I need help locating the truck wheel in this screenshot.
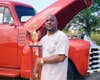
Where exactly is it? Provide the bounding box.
[67,60,85,80]
[12,77,27,80]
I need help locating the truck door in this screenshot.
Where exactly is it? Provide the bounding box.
[0,6,19,68]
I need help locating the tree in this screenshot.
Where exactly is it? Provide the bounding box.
[68,0,100,36]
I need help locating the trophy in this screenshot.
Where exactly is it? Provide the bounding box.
[32,30,38,45]
[28,24,38,46]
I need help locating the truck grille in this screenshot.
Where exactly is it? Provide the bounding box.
[87,46,100,74]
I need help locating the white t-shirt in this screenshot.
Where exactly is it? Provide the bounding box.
[40,30,69,80]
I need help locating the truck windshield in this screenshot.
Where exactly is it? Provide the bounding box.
[15,5,36,22]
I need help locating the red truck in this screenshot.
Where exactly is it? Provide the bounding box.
[0,0,92,80]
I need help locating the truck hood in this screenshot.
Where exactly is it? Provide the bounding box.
[24,0,92,32]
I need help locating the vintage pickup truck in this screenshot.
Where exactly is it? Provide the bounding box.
[0,0,93,80]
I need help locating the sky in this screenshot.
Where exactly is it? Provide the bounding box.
[12,0,57,12]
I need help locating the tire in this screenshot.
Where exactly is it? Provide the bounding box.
[11,77,28,80]
[0,77,23,80]
[67,60,85,80]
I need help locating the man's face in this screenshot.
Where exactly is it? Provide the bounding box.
[44,15,58,32]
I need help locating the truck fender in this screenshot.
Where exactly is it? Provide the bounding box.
[68,43,90,76]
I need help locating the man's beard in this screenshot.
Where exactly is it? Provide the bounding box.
[46,27,57,33]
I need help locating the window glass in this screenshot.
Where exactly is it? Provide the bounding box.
[3,7,14,24]
[0,7,4,24]
[0,7,14,24]
[15,5,36,22]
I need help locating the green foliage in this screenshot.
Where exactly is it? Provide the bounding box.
[67,0,100,36]
[95,0,100,3]
[91,33,100,45]
[64,0,100,45]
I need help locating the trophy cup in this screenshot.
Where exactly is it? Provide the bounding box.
[32,30,38,45]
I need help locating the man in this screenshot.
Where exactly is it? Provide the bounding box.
[34,14,69,80]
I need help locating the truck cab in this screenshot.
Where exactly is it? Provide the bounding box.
[0,1,36,78]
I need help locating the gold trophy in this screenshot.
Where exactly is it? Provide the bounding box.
[29,23,38,45]
[32,30,38,45]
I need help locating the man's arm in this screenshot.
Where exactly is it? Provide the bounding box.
[42,54,66,64]
[33,54,66,76]
[35,54,66,69]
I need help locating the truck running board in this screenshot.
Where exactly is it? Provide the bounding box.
[0,68,20,77]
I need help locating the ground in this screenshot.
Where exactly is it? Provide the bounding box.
[1,72,100,80]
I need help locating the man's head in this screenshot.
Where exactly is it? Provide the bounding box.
[44,14,58,33]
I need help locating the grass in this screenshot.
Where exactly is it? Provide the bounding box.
[91,33,100,46]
